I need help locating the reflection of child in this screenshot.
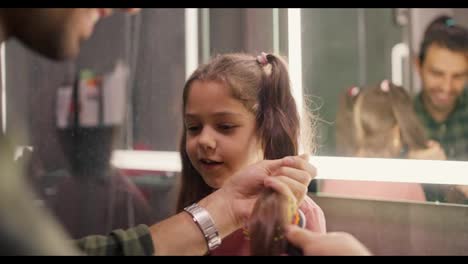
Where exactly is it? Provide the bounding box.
[177,53,326,255]
[338,80,436,158]
[327,80,446,202]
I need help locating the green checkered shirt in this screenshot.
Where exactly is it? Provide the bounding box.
[414,88,468,161]
[75,224,154,256]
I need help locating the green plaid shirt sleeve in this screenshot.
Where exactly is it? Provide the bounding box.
[75,224,155,256]
[414,88,468,161]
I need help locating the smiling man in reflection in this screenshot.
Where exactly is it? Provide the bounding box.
[414,16,468,160]
[413,15,468,204]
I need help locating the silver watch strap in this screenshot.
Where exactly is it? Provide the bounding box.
[184,203,222,251]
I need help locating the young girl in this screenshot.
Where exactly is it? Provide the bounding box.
[325,80,446,202]
[177,52,326,255]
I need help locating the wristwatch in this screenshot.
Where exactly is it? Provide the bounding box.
[184,203,222,251]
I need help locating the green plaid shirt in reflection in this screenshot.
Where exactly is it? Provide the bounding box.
[414,88,468,161]
[75,224,154,256]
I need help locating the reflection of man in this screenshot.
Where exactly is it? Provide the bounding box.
[414,16,468,160]
[413,16,468,204]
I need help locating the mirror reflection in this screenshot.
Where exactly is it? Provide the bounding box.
[299,9,468,205]
[1,8,468,256]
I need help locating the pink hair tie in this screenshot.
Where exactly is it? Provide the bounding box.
[380,79,390,92]
[348,86,360,97]
[256,52,269,65]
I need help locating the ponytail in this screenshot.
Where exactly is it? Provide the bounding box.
[336,86,361,156]
[256,54,300,159]
[387,82,428,150]
[249,53,307,255]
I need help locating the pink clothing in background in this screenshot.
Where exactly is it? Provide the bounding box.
[321,179,426,202]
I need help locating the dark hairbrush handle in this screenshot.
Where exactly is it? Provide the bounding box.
[286,242,303,256]
[285,209,306,256]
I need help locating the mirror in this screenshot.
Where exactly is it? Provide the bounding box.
[297,8,468,205]
[2,9,468,243]
[4,9,186,238]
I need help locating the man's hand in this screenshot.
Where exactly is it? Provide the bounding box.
[285,225,372,256]
[220,155,316,227]
[408,140,447,160]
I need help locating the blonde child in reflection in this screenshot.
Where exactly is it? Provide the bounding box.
[176,52,326,255]
[326,80,447,202]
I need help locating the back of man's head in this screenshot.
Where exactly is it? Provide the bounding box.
[419,15,468,64]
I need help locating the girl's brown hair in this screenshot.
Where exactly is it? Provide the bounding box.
[335,86,361,156]
[177,53,314,255]
[336,80,428,157]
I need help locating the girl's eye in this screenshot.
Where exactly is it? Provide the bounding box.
[186,125,200,132]
[218,124,236,131]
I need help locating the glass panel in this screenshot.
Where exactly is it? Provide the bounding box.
[5,9,184,238]
[301,8,468,206]
[302,8,403,157]
[1,8,468,255]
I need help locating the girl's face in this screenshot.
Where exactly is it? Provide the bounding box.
[184,80,263,189]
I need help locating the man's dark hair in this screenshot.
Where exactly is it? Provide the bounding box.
[419,15,468,64]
